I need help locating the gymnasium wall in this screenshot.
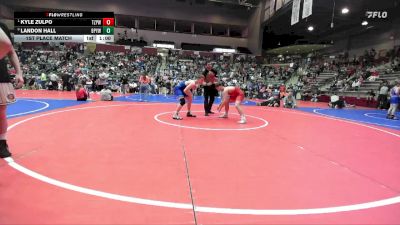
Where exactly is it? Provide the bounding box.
[114,27,248,49]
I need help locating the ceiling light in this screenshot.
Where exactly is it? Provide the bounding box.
[307,26,314,31]
[361,21,368,26]
[341,7,349,14]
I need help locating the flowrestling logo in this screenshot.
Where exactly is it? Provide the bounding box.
[366,11,388,19]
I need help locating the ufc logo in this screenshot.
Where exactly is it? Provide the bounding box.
[366,11,388,18]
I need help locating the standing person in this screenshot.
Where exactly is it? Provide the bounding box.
[202,64,218,116]
[387,81,400,120]
[279,83,286,99]
[40,71,47,89]
[61,71,71,91]
[120,74,129,95]
[97,69,109,91]
[172,75,205,120]
[216,84,246,124]
[91,75,98,92]
[366,89,376,106]
[0,23,24,158]
[139,72,150,101]
[377,82,389,109]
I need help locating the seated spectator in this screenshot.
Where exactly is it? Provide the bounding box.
[256,95,280,107]
[344,100,356,108]
[76,84,88,101]
[301,91,311,101]
[49,72,59,90]
[283,91,297,108]
[336,79,343,89]
[310,93,318,102]
[100,86,113,101]
[27,77,36,90]
[328,93,344,109]
[367,69,379,81]
[351,79,361,90]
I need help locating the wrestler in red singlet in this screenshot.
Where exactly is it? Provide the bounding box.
[228,86,245,103]
[216,84,246,124]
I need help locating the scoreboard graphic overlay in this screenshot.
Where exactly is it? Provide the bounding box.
[14,12,115,43]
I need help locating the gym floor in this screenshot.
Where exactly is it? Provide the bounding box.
[1,90,399,225]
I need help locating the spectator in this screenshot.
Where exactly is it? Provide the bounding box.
[283,91,297,108]
[97,69,109,91]
[367,68,379,81]
[76,84,88,101]
[48,72,59,90]
[256,95,280,107]
[61,71,71,91]
[40,72,47,89]
[279,83,286,99]
[351,78,361,90]
[366,89,376,106]
[310,93,318,102]
[139,72,150,101]
[120,74,129,95]
[377,82,389,109]
[328,93,344,109]
[100,86,113,101]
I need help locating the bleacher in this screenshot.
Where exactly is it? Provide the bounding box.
[358,80,381,92]
[377,72,400,82]
[315,72,336,85]
[358,72,400,93]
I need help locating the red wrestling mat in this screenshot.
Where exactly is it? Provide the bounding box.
[1,101,399,224]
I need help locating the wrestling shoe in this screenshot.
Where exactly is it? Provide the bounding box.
[172,115,183,120]
[0,140,12,158]
[219,114,228,118]
[187,112,196,117]
[238,117,247,124]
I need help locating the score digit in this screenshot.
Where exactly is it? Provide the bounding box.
[102,18,115,26]
[102,26,114,34]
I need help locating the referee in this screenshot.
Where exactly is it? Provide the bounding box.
[202,63,218,116]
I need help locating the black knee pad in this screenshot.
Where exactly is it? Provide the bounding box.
[179,98,186,106]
